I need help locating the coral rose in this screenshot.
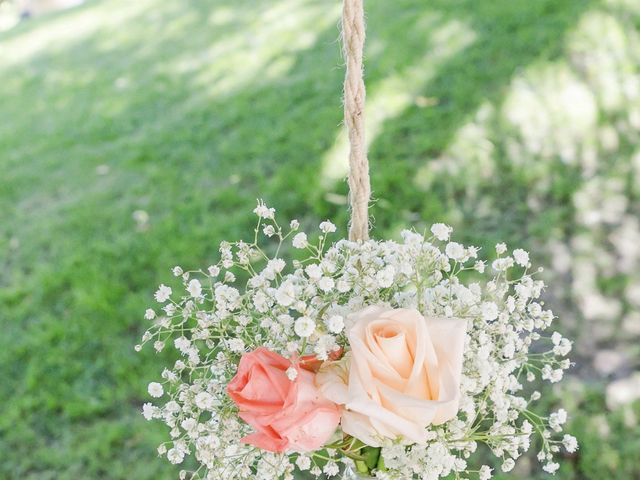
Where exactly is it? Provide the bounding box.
[317,306,467,446]
[227,347,340,453]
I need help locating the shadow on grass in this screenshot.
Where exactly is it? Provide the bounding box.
[364,0,597,237]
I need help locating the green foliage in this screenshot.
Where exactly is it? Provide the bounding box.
[1,0,638,478]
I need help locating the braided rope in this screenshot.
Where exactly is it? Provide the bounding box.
[342,0,370,241]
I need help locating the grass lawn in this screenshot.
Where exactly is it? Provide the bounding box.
[1,0,639,478]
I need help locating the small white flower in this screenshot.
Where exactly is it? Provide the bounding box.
[187,279,202,298]
[161,369,177,382]
[555,408,568,424]
[492,257,514,272]
[323,462,339,476]
[292,232,308,249]
[207,265,220,277]
[515,282,532,299]
[479,465,493,480]
[543,462,560,474]
[275,280,296,307]
[286,367,298,381]
[294,316,316,338]
[195,391,215,410]
[376,265,395,288]
[174,361,185,371]
[551,331,562,345]
[502,342,515,359]
[296,455,311,471]
[445,242,465,261]
[148,382,164,398]
[290,219,300,230]
[267,258,286,275]
[318,277,335,292]
[227,338,245,353]
[513,248,530,266]
[501,458,515,472]
[172,266,183,276]
[167,448,185,465]
[562,434,578,453]
[481,302,499,321]
[262,225,276,237]
[474,260,486,273]
[154,284,172,303]
[142,402,156,420]
[549,409,568,430]
[305,264,323,280]
[319,221,336,233]
[496,242,507,254]
[431,223,452,241]
[253,200,275,219]
[326,315,344,334]
[542,364,564,383]
[181,418,197,433]
[554,338,572,356]
[337,279,350,293]
[528,302,542,317]
[144,308,156,320]
[174,337,191,353]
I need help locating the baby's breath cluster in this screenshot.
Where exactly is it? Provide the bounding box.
[138,201,575,480]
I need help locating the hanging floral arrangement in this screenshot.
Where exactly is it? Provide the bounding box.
[137,1,577,479]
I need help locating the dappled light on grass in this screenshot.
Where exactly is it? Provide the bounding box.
[413,3,640,373]
[189,0,341,97]
[0,0,153,67]
[0,2,20,32]
[504,64,599,167]
[1,0,343,102]
[412,101,496,225]
[320,18,476,188]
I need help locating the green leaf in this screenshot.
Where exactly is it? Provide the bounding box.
[355,460,369,474]
[363,446,381,471]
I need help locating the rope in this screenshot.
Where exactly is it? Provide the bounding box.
[342,0,370,241]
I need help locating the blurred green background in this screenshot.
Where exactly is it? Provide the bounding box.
[1,0,639,478]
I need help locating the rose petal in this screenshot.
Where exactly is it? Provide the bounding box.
[317,307,468,445]
[339,409,380,446]
[241,430,288,452]
[282,407,341,452]
[425,316,467,395]
[373,328,413,377]
[239,365,285,404]
[316,358,351,405]
[347,397,428,445]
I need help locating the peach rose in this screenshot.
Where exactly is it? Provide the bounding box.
[227,347,340,453]
[317,306,467,446]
